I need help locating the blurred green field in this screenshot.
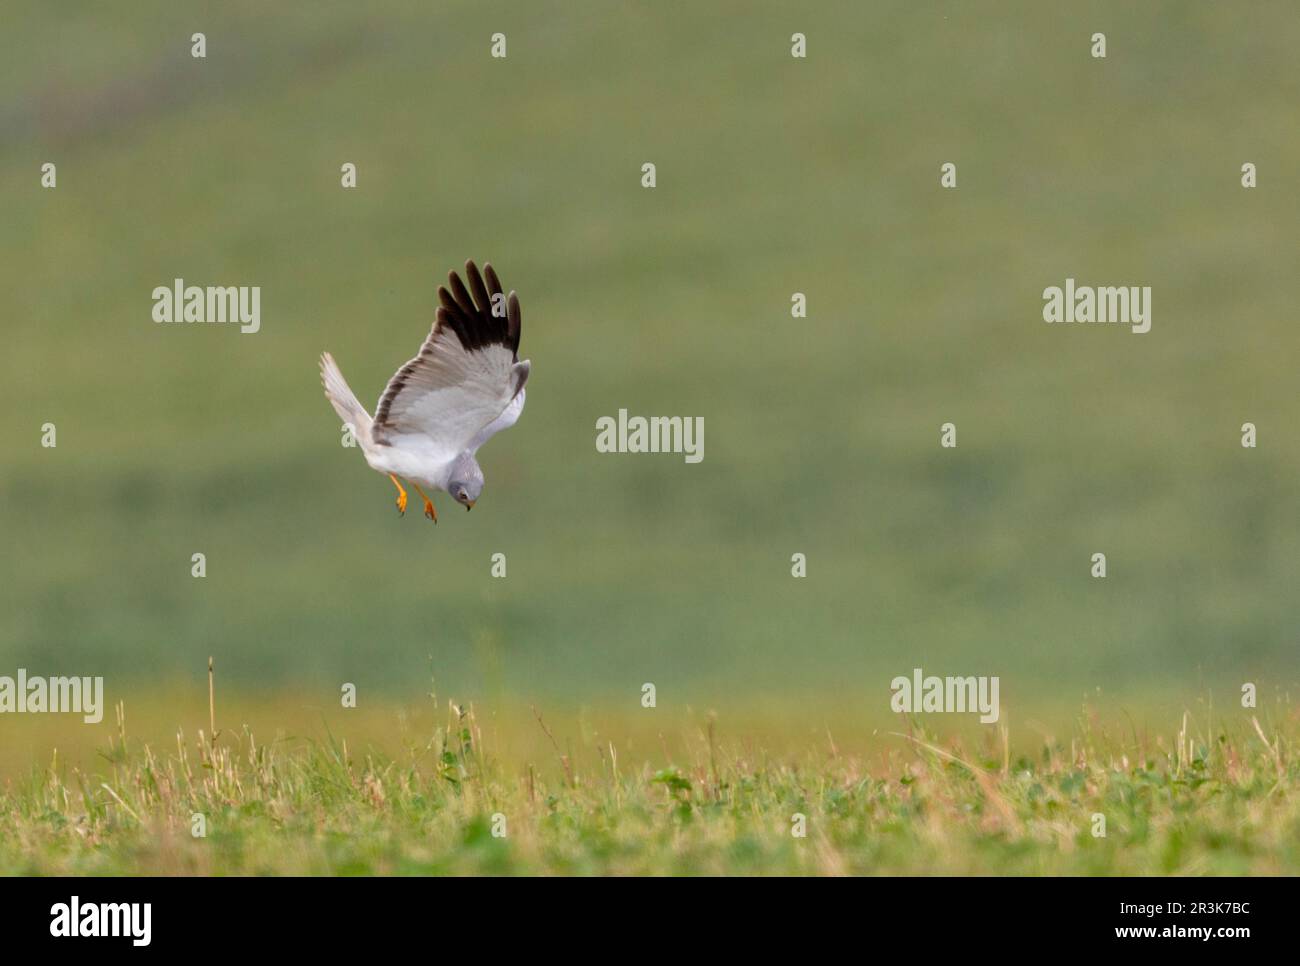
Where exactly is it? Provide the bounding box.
[2,0,1299,766]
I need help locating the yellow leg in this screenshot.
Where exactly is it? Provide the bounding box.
[412,482,437,522]
[388,473,408,515]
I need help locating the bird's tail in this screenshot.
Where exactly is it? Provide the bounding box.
[319,352,373,447]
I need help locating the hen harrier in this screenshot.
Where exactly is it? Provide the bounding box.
[320,260,529,522]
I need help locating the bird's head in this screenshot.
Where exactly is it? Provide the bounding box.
[449,454,484,510]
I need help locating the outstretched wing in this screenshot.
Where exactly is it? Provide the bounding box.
[373,260,528,455]
[467,386,526,455]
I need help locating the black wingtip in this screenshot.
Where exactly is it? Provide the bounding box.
[433,261,521,356]
[464,261,491,315]
[506,291,521,348]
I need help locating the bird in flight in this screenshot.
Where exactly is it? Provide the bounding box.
[320,260,529,522]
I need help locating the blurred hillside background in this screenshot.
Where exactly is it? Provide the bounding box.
[2,2,1298,770]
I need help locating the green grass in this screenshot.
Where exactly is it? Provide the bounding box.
[3,696,1297,874]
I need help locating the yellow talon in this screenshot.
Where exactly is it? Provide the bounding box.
[413,482,437,523]
[388,474,408,515]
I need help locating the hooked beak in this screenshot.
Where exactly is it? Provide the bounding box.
[465,500,475,511]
